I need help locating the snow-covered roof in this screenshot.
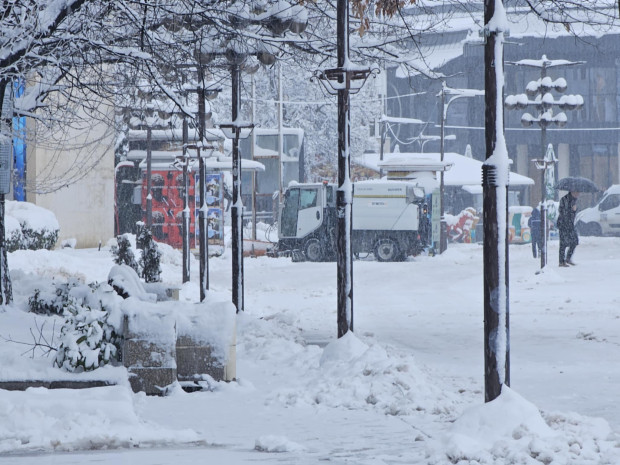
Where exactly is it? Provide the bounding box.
[135,153,265,172]
[353,151,534,187]
[395,4,620,78]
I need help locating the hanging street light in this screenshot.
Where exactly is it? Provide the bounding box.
[437,82,484,254]
[505,54,584,269]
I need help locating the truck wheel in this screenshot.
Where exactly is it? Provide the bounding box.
[374,238,401,262]
[304,238,323,262]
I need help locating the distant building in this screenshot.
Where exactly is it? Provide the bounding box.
[387,3,620,207]
[24,100,115,249]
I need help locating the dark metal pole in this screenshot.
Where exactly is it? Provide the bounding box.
[197,66,209,298]
[231,63,244,312]
[540,127,547,270]
[379,121,385,179]
[145,126,153,229]
[198,153,207,300]
[336,0,353,338]
[539,63,548,269]
[439,86,447,254]
[483,0,510,403]
[182,117,190,283]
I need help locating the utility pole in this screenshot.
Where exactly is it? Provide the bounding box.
[483,0,509,403]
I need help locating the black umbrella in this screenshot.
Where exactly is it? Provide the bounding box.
[555,176,599,193]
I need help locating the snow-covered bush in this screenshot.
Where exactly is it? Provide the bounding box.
[28,278,82,315]
[110,234,139,273]
[54,283,123,372]
[108,264,157,302]
[5,215,24,252]
[5,201,60,252]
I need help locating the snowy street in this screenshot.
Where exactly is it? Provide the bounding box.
[1,236,619,464]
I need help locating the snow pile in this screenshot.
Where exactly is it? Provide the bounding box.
[175,293,236,361]
[428,387,620,464]
[6,200,59,233]
[108,264,157,302]
[255,435,306,453]
[265,330,458,416]
[0,385,204,453]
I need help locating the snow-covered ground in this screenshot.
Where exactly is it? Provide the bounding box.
[0,234,619,464]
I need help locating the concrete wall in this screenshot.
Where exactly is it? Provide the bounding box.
[26,98,115,249]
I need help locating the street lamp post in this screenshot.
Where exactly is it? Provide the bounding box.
[181,117,190,283]
[438,82,484,254]
[161,6,307,307]
[120,92,172,236]
[314,0,377,338]
[482,0,509,404]
[505,54,584,269]
[171,75,221,291]
[220,64,254,312]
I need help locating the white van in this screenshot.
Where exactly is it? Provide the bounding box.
[576,185,620,236]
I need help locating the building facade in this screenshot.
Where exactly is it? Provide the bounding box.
[388,6,620,208]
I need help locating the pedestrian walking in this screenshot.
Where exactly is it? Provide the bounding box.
[557,191,579,267]
[528,206,542,258]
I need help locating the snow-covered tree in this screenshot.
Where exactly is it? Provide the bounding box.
[139,230,162,284]
[111,234,139,274]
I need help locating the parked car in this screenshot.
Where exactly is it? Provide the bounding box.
[576,185,620,236]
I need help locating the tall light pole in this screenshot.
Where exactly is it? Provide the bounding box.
[172,68,220,292]
[314,0,377,338]
[482,0,509,404]
[438,82,484,254]
[505,54,584,269]
[220,61,254,313]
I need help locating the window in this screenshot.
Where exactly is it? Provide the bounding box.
[299,189,317,209]
[600,194,620,211]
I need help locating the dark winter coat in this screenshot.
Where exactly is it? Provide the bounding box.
[557,193,579,247]
[528,208,541,244]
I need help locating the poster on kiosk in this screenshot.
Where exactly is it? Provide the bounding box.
[143,170,196,249]
[196,173,225,255]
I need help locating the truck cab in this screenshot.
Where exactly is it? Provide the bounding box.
[278,183,336,261]
[576,185,620,236]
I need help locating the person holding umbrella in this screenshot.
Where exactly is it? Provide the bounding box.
[555,176,598,267]
[557,191,579,266]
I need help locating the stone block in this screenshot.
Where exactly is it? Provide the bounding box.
[175,343,224,381]
[128,367,177,395]
[122,338,176,369]
[176,329,236,382]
